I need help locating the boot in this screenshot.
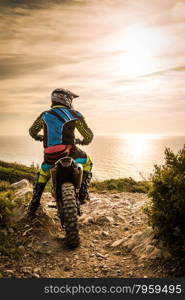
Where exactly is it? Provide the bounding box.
[27,173,47,218]
[79,171,92,204]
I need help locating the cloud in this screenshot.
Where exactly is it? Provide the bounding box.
[141,66,185,77]
[0,0,185,136]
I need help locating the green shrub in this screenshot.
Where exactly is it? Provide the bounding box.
[0,181,12,192]
[0,190,15,226]
[0,160,38,183]
[146,146,185,257]
[91,177,150,193]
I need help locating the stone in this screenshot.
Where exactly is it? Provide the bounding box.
[14,188,32,199]
[11,179,30,190]
[111,239,124,248]
[96,252,105,258]
[22,267,32,274]
[102,231,109,237]
[114,195,120,199]
[18,245,25,253]
[6,270,14,274]
[94,268,99,273]
[33,267,41,273]
[79,214,94,224]
[145,245,155,255]
[95,215,114,225]
[63,266,71,272]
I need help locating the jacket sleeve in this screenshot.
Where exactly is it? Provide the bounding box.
[29,115,44,141]
[75,116,94,145]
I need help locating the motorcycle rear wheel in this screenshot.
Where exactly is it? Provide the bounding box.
[61,182,80,248]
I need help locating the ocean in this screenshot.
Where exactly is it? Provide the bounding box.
[0,135,184,181]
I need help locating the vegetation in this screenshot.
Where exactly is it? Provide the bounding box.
[145,146,185,257]
[0,186,15,226]
[0,161,36,226]
[0,160,37,183]
[91,177,150,193]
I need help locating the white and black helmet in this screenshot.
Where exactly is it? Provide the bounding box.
[51,88,79,109]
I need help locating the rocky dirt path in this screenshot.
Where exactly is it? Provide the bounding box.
[0,190,176,278]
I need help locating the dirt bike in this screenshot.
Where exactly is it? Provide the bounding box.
[51,156,83,248]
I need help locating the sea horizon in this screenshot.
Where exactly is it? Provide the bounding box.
[0,134,185,181]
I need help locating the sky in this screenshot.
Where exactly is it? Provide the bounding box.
[0,0,185,136]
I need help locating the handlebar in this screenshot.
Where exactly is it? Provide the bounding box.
[36,136,84,145]
[75,138,85,145]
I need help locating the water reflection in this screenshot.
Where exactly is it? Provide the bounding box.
[123,135,152,162]
[0,135,184,181]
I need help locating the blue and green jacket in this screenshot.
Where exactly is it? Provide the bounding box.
[29,105,93,148]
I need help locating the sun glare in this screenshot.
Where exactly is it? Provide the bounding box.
[122,134,155,161]
[117,25,166,77]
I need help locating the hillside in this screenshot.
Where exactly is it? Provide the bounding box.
[0,160,37,183]
[0,179,183,278]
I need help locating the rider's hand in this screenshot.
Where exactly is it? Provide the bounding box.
[35,135,44,141]
[75,138,84,145]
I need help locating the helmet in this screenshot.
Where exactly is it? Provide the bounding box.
[51,88,79,109]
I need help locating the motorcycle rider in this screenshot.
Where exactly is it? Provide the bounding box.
[27,88,93,218]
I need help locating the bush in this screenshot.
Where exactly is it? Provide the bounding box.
[146,146,185,257]
[0,181,12,192]
[0,190,15,226]
[91,177,150,193]
[0,160,38,183]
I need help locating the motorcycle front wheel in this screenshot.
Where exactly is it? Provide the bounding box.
[61,182,80,248]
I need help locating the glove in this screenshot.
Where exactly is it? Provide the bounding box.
[75,138,84,145]
[35,135,44,141]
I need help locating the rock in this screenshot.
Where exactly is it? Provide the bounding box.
[94,268,99,273]
[42,241,48,245]
[102,231,109,237]
[63,265,71,272]
[95,215,114,225]
[6,270,14,275]
[117,216,126,222]
[14,188,32,199]
[123,233,142,251]
[123,228,154,252]
[22,227,32,236]
[18,245,25,253]
[145,245,155,255]
[22,267,32,274]
[3,229,8,236]
[149,248,161,259]
[33,273,40,278]
[111,239,124,248]
[102,269,108,274]
[11,179,30,190]
[96,252,105,258]
[33,267,41,274]
[114,195,120,199]
[79,214,94,225]
[8,228,14,233]
[43,192,52,198]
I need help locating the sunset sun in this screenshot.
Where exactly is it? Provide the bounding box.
[118,25,166,77]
